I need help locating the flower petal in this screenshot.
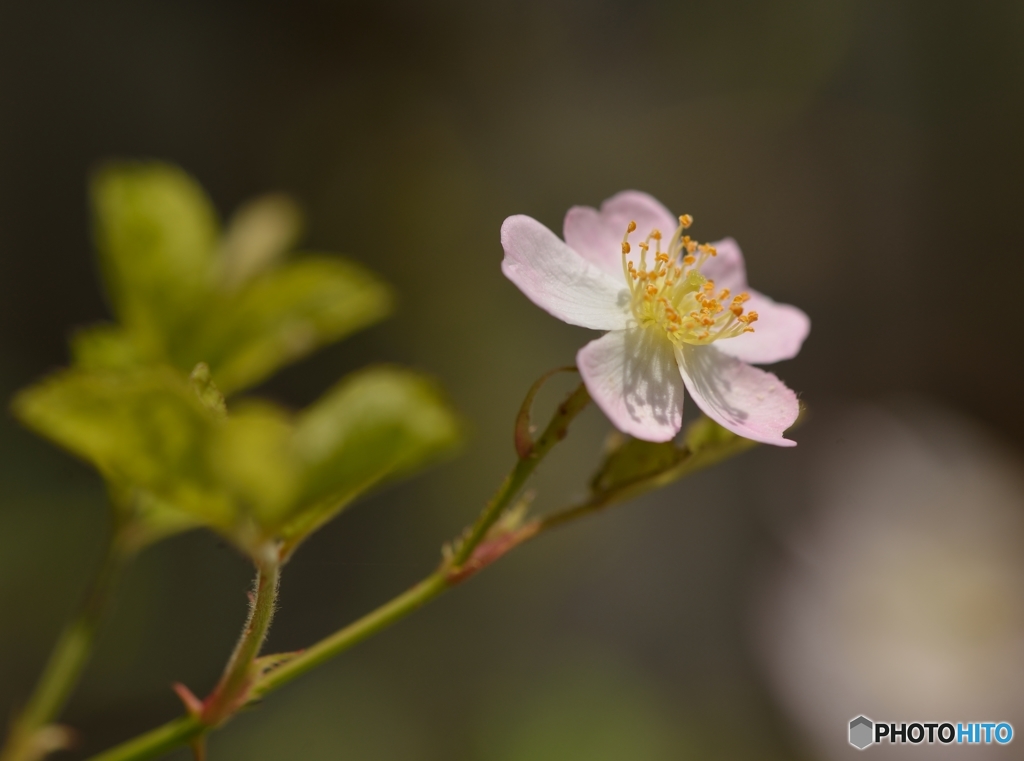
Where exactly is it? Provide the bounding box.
[701,237,748,292]
[577,327,685,442]
[702,238,810,365]
[676,344,799,447]
[564,191,678,278]
[715,291,811,364]
[501,215,630,331]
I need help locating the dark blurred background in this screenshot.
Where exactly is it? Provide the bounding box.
[1,1,1023,759]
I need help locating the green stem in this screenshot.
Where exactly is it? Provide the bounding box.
[86,383,591,761]
[85,571,449,761]
[254,570,449,697]
[0,530,132,761]
[84,718,204,761]
[200,561,280,725]
[84,420,754,761]
[451,381,589,567]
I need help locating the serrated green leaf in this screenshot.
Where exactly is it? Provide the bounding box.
[12,364,460,557]
[181,257,393,394]
[91,162,219,357]
[12,368,234,530]
[278,366,462,552]
[85,163,393,395]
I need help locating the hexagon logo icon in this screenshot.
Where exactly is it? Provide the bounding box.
[849,716,874,750]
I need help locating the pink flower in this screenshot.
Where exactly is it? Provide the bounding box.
[501,191,809,446]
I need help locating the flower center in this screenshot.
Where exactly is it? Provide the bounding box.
[620,215,757,346]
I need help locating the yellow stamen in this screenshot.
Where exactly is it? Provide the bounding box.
[619,211,756,347]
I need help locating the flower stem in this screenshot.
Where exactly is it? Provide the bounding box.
[0,529,132,761]
[85,382,592,761]
[451,381,589,567]
[255,570,449,697]
[83,417,753,761]
[87,718,204,761]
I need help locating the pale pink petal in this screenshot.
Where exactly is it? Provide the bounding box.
[577,327,685,442]
[676,344,799,447]
[702,237,810,365]
[501,215,630,331]
[564,191,678,278]
[715,291,811,364]
[700,237,748,292]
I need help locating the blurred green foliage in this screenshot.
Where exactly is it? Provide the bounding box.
[74,162,394,394]
[12,162,461,560]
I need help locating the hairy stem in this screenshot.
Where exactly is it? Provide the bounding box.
[200,561,280,725]
[86,407,758,761]
[86,382,592,761]
[0,530,132,761]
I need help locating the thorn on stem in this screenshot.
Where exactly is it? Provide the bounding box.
[173,683,204,717]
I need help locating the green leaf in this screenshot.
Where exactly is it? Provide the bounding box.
[86,163,392,395]
[108,485,203,551]
[181,257,393,394]
[12,368,235,530]
[12,364,460,557]
[278,366,462,552]
[218,193,303,289]
[70,323,144,372]
[213,401,301,527]
[91,162,220,358]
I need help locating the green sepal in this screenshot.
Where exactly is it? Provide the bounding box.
[589,418,758,504]
[590,434,685,497]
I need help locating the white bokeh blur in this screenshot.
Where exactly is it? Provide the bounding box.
[756,402,1024,759]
